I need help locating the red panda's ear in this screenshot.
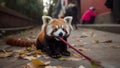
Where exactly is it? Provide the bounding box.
[64,16,73,30]
[42,16,52,24]
[64,16,73,24]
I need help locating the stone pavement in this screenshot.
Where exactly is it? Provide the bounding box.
[0,26,120,68]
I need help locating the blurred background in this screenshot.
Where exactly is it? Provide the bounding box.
[0,0,119,32]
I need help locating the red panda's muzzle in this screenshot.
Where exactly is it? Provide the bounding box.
[59,32,63,37]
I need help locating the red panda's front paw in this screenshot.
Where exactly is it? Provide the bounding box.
[49,52,61,58]
[61,51,70,56]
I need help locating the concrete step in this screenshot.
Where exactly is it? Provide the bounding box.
[77,24,120,34]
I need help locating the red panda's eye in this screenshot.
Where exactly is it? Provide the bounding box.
[62,28,65,31]
[54,28,58,31]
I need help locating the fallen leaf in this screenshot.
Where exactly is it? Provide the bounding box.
[44,61,51,65]
[35,50,43,54]
[0,52,13,58]
[59,57,82,61]
[42,55,50,59]
[93,40,100,44]
[72,53,80,57]
[78,65,86,68]
[45,66,70,68]
[91,61,100,68]
[102,40,112,43]
[45,66,58,68]
[67,57,82,61]
[108,45,120,49]
[80,35,88,38]
[14,49,27,55]
[20,62,38,68]
[31,59,49,66]
[58,58,67,61]
[26,44,36,51]
[23,56,36,60]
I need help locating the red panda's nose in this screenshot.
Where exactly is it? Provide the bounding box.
[59,32,63,37]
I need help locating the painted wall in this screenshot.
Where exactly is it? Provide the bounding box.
[81,0,110,16]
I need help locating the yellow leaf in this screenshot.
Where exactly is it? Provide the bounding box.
[58,58,67,61]
[35,50,42,54]
[93,40,99,44]
[91,61,103,68]
[72,53,80,57]
[31,59,46,66]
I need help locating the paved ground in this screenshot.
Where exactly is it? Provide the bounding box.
[0,26,120,68]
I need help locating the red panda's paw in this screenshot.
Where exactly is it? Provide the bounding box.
[49,52,62,58]
[61,51,70,56]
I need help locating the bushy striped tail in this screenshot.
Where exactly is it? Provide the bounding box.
[6,38,35,47]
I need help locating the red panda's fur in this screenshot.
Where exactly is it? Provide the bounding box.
[6,38,35,47]
[5,16,73,58]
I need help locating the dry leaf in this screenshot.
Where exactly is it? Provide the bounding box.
[14,49,27,55]
[42,55,50,59]
[35,50,42,54]
[80,35,88,38]
[78,65,86,68]
[26,45,36,51]
[23,56,36,60]
[31,59,46,66]
[93,40,100,44]
[72,53,80,57]
[27,63,38,68]
[0,52,13,58]
[67,57,82,61]
[45,66,70,68]
[102,40,112,43]
[59,57,82,61]
[20,62,38,68]
[58,58,67,61]
[108,45,120,49]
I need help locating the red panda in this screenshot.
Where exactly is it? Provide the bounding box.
[6,16,73,58]
[36,16,73,58]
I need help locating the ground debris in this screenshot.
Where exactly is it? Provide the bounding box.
[0,49,13,58]
[92,40,100,44]
[78,65,86,68]
[92,40,112,44]
[106,45,120,49]
[45,66,72,68]
[101,40,112,43]
[0,52,13,58]
[58,57,83,61]
[31,59,50,66]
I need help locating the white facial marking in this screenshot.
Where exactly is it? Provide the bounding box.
[53,28,65,37]
[62,25,64,28]
[46,25,53,36]
[55,25,58,29]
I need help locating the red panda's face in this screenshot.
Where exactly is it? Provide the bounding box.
[42,16,73,38]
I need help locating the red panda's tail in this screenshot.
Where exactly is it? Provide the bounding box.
[6,38,35,47]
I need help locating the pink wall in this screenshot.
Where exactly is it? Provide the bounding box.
[81,0,110,16]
